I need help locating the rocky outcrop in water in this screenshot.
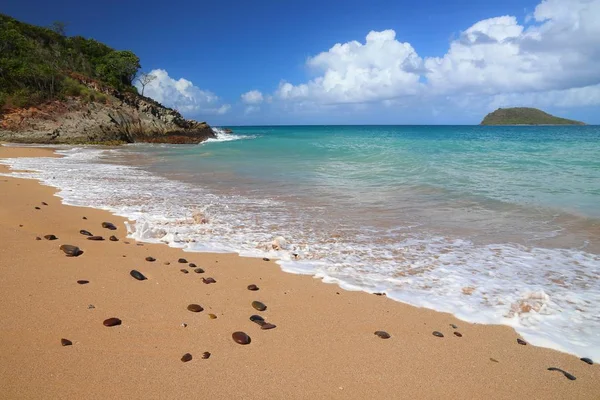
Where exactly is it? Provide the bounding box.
[0,74,216,144]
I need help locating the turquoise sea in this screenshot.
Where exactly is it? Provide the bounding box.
[3,125,600,359]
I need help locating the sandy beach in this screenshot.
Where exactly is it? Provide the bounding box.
[0,145,598,399]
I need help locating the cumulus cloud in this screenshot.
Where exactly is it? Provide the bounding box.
[241,90,264,104]
[272,0,600,110]
[137,69,230,115]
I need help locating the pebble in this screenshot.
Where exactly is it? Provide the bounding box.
[88,304,95,309]
[101,222,117,230]
[77,280,89,285]
[181,353,193,362]
[208,314,217,319]
[261,323,277,330]
[232,331,251,345]
[247,284,259,291]
[194,268,205,274]
[35,206,41,210]
[44,234,58,240]
[180,269,189,274]
[454,332,463,337]
[517,338,527,345]
[490,358,499,363]
[82,217,87,220]
[60,244,82,257]
[42,202,48,206]
[103,318,122,327]
[187,304,204,312]
[109,236,118,241]
[35,237,41,240]
[450,324,458,329]
[188,263,197,268]
[164,262,170,265]
[79,230,93,236]
[178,258,187,263]
[202,277,216,284]
[252,301,267,311]
[130,270,147,281]
[262,257,270,261]
[432,331,444,338]
[61,338,73,346]
[181,323,187,328]
[202,352,211,359]
[87,236,104,241]
[374,331,391,339]
[580,357,593,365]
[250,315,265,324]
[547,367,576,381]
[145,257,156,262]
[373,292,386,296]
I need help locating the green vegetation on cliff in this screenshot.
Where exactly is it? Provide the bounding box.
[0,14,140,111]
[480,107,585,125]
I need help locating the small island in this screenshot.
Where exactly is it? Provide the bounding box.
[480,107,586,126]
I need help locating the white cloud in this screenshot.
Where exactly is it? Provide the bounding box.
[270,0,600,111]
[137,69,230,115]
[241,90,264,104]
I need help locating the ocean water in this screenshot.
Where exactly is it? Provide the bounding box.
[2,125,600,359]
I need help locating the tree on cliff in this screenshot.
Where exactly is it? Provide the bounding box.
[49,21,67,36]
[136,72,156,96]
[95,50,141,89]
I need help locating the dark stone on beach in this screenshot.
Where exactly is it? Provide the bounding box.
[145,257,156,262]
[60,244,82,257]
[490,358,499,363]
[88,304,95,309]
[250,315,265,324]
[262,257,270,261]
[101,222,117,230]
[35,237,41,240]
[581,357,593,365]
[454,331,463,337]
[19,224,23,227]
[180,269,189,274]
[450,324,458,329]
[432,331,444,338]
[252,301,267,311]
[194,268,205,274]
[164,262,170,265]
[232,331,251,345]
[61,338,72,346]
[42,202,48,206]
[44,234,58,240]
[374,331,391,339]
[109,236,118,242]
[35,206,41,210]
[178,258,187,263]
[77,280,89,285]
[517,338,527,345]
[261,323,277,330]
[188,263,196,268]
[82,217,87,220]
[124,241,130,244]
[181,353,193,362]
[547,367,576,381]
[87,236,104,241]
[202,352,211,359]
[80,230,93,236]
[247,284,259,291]
[374,292,386,296]
[130,270,147,281]
[208,313,217,319]
[103,317,122,327]
[202,277,216,284]
[187,304,204,312]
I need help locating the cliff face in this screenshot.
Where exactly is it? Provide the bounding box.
[0,76,215,144]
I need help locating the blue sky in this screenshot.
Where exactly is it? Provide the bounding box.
[2,0,600,125]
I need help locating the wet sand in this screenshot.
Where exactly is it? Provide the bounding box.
[0,145,598,399]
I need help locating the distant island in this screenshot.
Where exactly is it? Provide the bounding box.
[480,107,586,126]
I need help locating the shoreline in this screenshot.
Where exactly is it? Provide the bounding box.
[0,145,599,399]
